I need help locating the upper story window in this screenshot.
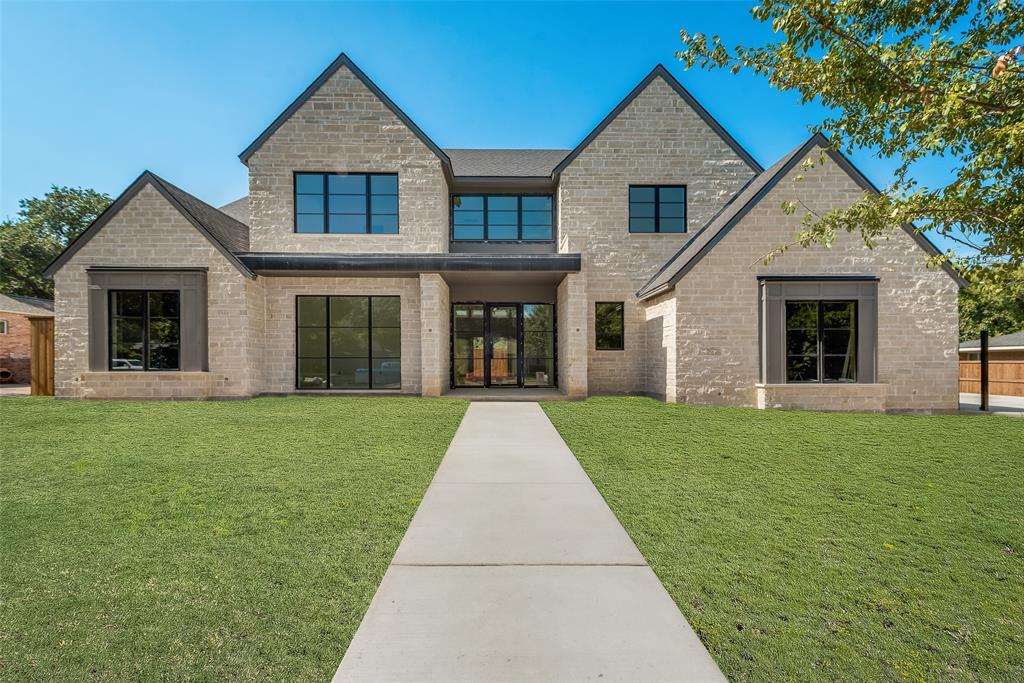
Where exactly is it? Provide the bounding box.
[629,185,686,233]
[295,173,399,234]
[452,195,553,241]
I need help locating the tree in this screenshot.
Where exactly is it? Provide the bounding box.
[0,186,111,299]
[675,0,1023,289]
[959,262,1024,340]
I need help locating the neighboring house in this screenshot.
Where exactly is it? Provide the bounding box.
[0,294,55,384]
[44,53,964,410]
[959,331,1024,361]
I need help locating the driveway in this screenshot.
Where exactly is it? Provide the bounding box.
[959,392,1024,417]
[334,401,725,682]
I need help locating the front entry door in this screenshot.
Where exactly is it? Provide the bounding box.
[487,305,520,386]
[452,303,555,388]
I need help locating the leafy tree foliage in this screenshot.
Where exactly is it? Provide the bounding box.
[676,0,1023,289]
[959,262,1024,340]
[0,186,111,299]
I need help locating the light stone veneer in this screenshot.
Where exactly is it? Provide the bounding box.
[245,64,449,254]
[53,185,260,399]
[658,151,959,412]
[557,75,757,395]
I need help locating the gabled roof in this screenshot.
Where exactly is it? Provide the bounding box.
[43,172,254,279]
[553,64,762,176]
[960,330,1024,350]
[636,133,967,300]
[445,149,570,178]
[218,196,249,224]
[238,53,452,174]
[0,293,55,317]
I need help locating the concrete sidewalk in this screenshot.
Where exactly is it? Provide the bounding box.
[334,402,725,683]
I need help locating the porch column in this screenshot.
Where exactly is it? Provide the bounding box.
[557,272,588,398]
[419,273,450,397]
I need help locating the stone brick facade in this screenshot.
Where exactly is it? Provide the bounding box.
[557,75,756,394]
[662,151,960,412]
[245,64,449,254]
[0,313,33,384]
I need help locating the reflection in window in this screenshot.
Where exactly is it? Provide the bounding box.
[109,290,180,371]
[785,300,857,383]
[452,195,553,241]
[524,304,554,386]
[628,185,686,233]
[296,295,401,389]
[595,302,624,350]
[295,173,398,234]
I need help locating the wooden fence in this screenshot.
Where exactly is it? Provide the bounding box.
[29,316,54,396]
[959,360,1024,397]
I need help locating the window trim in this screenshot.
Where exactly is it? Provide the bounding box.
[107,289,181,372]
[293,171,399,234]
[628,184,687,234]
[594,301,625,351]
[450,193,555,242]
[784,299,858,384]
[294,295,402,391]
[0,319,7,335]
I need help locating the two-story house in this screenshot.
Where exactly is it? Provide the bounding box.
[45,53,964,410]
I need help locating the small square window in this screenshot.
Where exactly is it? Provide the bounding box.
[628,185,687,233]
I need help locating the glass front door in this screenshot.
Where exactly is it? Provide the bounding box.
[452,303,555,388]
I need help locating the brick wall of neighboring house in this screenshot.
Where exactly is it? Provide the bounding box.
[0,313,33,384]
[557,75,757,395]
[669,151,960,412]
[245,64,449,254]
[53,185,260,399]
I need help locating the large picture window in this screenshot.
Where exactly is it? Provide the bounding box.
[595,302,624,351]
[785,300,857,383]
[296,295,401,390]
[628,185,686,233]
[295,173,398,234]
[452,194,553,241]
[109,290,180,371]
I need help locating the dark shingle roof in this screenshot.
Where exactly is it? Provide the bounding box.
[960,331,1024,349]
[149,175,249,253]
[0,294,55,316]
[444,149,570,177]
[219,196,249,224]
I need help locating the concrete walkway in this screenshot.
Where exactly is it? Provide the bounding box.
[334,402,725,683]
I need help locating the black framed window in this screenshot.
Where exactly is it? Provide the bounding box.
[295,173,398,234]
[523,304,555,386]
[629,185,686,233]
[452,194,553,241]
[109,290,180,371]
[595,302,624,351]
[785,300,857,383]
[296,295,401,390]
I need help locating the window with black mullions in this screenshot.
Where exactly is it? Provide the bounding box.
[452,194,553,241]
[785,300,857,383]
[296,295,401,390]
[629,185,686,233]
[109,290,180,371]
[295,173,398,234]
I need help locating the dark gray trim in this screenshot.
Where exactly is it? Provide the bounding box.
[44,172,255,280]
[87,266,210,273]
[237,252,581,273]
[553,64,762,176]
[238,53,452,176]
[636,133,966,300]
[756,274,879,282]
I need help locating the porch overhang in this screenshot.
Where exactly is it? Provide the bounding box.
[236,252,582,277]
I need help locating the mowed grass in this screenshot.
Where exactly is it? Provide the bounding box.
[543,397,1023,682]
[1,397,466,681]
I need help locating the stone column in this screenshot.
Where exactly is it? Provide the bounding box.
[418,273,450,397]
[556,272,588,398]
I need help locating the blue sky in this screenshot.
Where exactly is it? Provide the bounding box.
[1,1,958,251]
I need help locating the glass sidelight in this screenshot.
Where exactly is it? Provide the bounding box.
[451,303,555,388]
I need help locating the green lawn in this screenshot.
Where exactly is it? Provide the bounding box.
[543,397,1023,683]
[1,397,466,681]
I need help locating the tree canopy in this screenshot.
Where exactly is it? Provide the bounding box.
[676,0,1023,289]
[0,186,111,299]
